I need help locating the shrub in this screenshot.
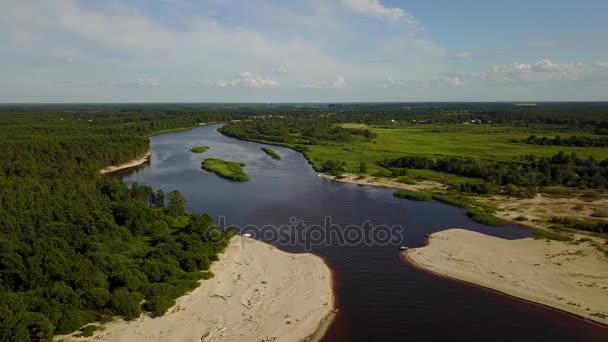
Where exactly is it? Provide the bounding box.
[466,209,506,226]
[431,193,471,208]
[190,146,210,153]
[393,190,432,201]
[524,226,572,242]
[78,325,98,337]
[110,288,143,320]
[591,210,608,218]
[143,296,176,318]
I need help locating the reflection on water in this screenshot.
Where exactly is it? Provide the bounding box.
[120,124,606,341]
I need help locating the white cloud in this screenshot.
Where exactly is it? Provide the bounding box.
[304,76,348,89]
[118,78,160,88]
[274,65,288,74]
[383,75,464,89]
[215,72,280,88]
[451,52,471,60]
[333,76,348,89]
[340,0,414,23]
[0,0,448,101]
[528,40,560,48]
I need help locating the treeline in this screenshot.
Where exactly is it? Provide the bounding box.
[0,110,241,341]
[518,135,608,147]
[219,118,373,145]
[380,151,608,189]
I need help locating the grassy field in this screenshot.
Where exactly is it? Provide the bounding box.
[201,158,249,182]
[302,124,608,182]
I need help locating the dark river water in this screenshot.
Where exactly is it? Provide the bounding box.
[119,124,606,341]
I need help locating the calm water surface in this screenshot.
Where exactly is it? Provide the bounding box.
[120,124,606,341]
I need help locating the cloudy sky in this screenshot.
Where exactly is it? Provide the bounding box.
[1,0,607,102]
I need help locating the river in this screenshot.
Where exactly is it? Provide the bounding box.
[119,124,606,341]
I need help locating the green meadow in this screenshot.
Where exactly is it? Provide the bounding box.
[302,124,608,184]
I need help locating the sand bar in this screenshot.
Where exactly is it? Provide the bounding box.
[99,150,151,174]
[320,173,445,192]
[406,229,608,325]
[66,237,334,341]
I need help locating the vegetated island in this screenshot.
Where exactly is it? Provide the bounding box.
[261,147,281,160]
[405,229,608,325]
[202,158,249,182]
[190,145,210,153]
[61,236,334,342]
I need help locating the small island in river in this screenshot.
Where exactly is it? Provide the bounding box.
[202,158,249,182]
[190,145,210,153]
[261,147,281,160]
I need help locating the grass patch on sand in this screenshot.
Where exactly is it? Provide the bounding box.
[393,189,432,201]
[431,193,472,208]
[190,146,210,153]
[261,147,281,160]
[524,225,572,242]
[202,158,249,182]
[466,208,507,226]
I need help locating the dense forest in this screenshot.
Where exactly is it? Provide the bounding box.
[0,109,242,341]
[379,152,608,190]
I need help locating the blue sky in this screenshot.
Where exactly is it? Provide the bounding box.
[1,0,607,102]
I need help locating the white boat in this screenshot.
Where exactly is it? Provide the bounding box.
[399,246,409,250]
[243,233,252,237]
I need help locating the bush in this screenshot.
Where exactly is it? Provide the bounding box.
[143,296,176,318]
[78,325,98,337]
[524,226,572,242]
[592,210,608,218]
[393,190,432,201]
[110,288,143,320]
[551,217,607,234]
[396,176,416,185]
[466,209,506,226]
[431,193,471,208]
[190,146,210,153]
[503,185,536,199]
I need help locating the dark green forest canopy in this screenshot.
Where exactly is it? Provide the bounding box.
[0,109,244,341]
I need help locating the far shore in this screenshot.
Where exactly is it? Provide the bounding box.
[99,150,151,174]
[60,236,334,341]
[405,229,608,326]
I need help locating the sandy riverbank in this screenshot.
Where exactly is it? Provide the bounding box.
[320,173,445,192]
[64,237,334,342]
[406,229,608,325]
[99,150,151,174]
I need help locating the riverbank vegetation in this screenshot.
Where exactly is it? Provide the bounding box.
[202,158,249,182]
[218,106,608,241]
[393,189,433,201]
[190,146,210,153]
[261,147,281,160]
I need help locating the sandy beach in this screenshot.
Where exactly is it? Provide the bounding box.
[320,173,445,192]
[64,237,334,341]
[406,229,608,325]
[99,150,151,174]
